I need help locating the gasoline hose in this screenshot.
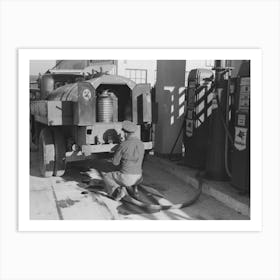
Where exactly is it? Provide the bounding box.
[215,85,234,179]
[86,171,203,211]
[168,120,185,161]
[123,172,203,210]
[216,95,234,145]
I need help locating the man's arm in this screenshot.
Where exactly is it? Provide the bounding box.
[112,144,123,166]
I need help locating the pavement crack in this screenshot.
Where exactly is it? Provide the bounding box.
[50,181,64,220]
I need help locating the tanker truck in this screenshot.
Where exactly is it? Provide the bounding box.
[30,70,153,177]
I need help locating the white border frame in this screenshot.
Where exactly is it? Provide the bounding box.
[19,49,262,232]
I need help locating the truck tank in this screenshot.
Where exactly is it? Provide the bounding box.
[46,75,134,122]
[46,74,135,102]
[46,83,79,101]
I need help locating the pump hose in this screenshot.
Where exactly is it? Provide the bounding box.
[89,172,203,211]
[168,119,185,161]
[216,96,234,145]
[124,172,203,210]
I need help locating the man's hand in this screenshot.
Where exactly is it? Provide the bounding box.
[111,144,120,153]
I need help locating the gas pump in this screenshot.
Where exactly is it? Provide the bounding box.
[184,69,214,168]
[205,61,230,180]
[231,65,250,192]
[204,60,250,190]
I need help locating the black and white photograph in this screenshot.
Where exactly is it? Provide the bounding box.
[1,1,280,280]
[28,58,251,221]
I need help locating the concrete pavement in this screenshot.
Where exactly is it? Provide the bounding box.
[146,156,250,216]
[30,152,249,220]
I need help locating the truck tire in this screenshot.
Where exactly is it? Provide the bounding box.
[53,128,66,177]
[38,128,55,177]
[30,116,39,152]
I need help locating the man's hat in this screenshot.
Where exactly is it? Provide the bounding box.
[122,120,137,133]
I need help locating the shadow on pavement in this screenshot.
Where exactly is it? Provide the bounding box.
[30,151,248,220]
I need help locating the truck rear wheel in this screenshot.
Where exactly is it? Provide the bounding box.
[53,128,66,177]
[38,128,55,177]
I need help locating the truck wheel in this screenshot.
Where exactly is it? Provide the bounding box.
[30,116,39,152]
[38,128,55,177]
[53,128,66,177]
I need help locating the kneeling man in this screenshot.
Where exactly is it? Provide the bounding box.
[103,121,144,200]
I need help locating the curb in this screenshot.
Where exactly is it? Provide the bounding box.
[147,156,250,217]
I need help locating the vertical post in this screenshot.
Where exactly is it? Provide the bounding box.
[154,60,186,156]
[115,60,118,76]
